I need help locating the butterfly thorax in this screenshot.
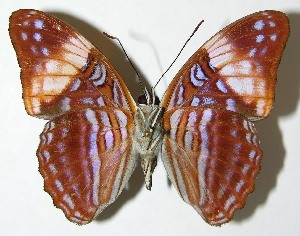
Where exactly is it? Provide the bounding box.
[133,103,164,190]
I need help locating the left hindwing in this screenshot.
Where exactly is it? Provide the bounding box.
[37,108,137,224]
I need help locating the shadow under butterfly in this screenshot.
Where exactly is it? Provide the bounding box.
[234,11,300,223]
[9,9,289,226]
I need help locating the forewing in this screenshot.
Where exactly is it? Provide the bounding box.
[9,9,136,119]
[37,108,137,224]
[161,10,289,120]
[162,108,262,225]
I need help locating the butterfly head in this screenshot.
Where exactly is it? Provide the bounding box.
[137,88,160,106]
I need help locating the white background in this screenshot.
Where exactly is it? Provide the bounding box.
[1,0,300,235]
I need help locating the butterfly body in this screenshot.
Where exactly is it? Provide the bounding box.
[9,9,289,225]
[134,98,164,190]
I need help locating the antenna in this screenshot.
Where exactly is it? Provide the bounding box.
[103,32,144,92]
[153,20,204,89]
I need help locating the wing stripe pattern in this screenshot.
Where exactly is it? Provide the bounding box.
[162,107,262,225]
[37,108,136,224]
[84,109,101,205]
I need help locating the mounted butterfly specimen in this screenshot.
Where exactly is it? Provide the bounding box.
[9,9,289,225]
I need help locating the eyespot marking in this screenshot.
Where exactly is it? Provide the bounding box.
[249,48,257,57]
[21,32,28,40]
[33,32,42,42]
[254,20,265,30]
[34,19,44,29]
[256,35,265,43]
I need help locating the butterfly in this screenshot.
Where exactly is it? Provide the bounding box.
[9,9,289,225]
